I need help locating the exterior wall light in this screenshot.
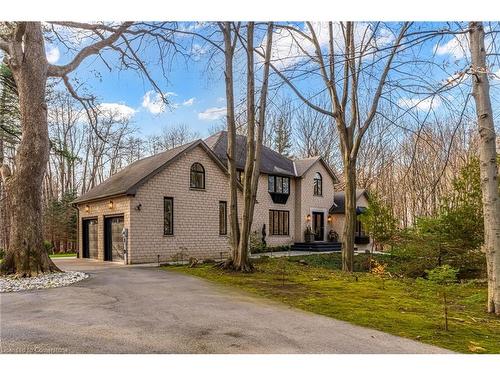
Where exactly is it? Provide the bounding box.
[108,200,114,210]
[306,214,311,222]
[136,203,142,211]
[85,205,90,213]
[327,215,332,223]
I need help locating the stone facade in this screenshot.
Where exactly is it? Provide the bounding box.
[78,196,131,261]
[77,142,368,263]
[128,145,233,263]
[295,160,337,242]
[331,193,372,251]
[249,174,296,247]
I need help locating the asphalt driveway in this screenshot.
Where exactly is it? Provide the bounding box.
[0,258,451,354]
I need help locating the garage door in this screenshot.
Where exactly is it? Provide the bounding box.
[104,216,124,262]
[82,219,98,259]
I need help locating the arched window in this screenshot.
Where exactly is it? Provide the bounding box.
[190,163,205,189]
[313,172,322,196]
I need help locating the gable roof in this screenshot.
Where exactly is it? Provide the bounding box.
[205,131,295,176]
[74,130,341,205]
[74,140,228,204]
[293,156,339,183]
[329,189,369,214]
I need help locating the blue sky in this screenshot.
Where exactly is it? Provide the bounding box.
[44,22,500,139]
[82,56,227,138]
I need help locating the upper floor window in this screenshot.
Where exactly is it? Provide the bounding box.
[190,163,205,189]
[268,175,290,194]
[313,172,322,196]
[268,175,290,204]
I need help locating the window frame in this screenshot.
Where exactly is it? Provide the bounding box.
[268,209,290,236]
[190,162,206,190]
[163,197,174,236]
[268,175,290,194]
[313,172,322,196]
[219,201,228,236]
[356,219,365,236]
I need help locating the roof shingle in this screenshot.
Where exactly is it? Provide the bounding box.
[73,141,198,204]
[205,131,295,176]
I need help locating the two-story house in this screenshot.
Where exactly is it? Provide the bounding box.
[74,131,371,263]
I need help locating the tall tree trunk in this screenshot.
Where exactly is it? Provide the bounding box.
[222,22,241,260]
[236,22,256,272]
[342,159,356,271]
[469,21,500,314]
[219,22,273,272]
[0,134,7,250]
[0,22,60,276]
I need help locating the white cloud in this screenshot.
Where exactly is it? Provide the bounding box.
[179,22,207,33]
[141,91,176,114]
[375,27,396,47]
[46,45,60,64]
[265,22,388,70]
[434,35,469,60]
[398,97,442,111]
[216,97,226,103]
[191,43,209,61]
[182,97,196,106]
[98,103,136,121]
[198,106,227,121]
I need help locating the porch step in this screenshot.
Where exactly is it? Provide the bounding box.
[290,242,342,252]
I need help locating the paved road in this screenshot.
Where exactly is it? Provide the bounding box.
[1,259,451,354]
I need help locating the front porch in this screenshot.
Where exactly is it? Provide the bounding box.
[291,241,342,252]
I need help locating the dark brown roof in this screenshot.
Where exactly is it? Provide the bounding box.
[205,131,295,176]
[74,140,227,204]
[294,157,320,176]
[74,130,339,205]
[293,156,339,182]
[330,189,369,214]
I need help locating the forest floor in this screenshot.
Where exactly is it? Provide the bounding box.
[166,255,500,353]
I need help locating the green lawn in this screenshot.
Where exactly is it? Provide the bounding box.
[49,253,77,258]
[164,255,500,353]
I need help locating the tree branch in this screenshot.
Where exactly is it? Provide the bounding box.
[47,22,133,77]
[352,22,411,158]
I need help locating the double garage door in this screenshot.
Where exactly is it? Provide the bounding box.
[82,216,124,261]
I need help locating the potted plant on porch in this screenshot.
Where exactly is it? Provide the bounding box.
[304,226,315,243]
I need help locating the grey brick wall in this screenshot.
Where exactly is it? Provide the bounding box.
[76,146,363,263]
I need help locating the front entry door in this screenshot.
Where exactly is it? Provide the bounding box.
[104,216,124,261]
[312,212,324,241]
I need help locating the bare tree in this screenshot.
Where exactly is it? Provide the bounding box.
[267,97,293,156]
[218,22,274,271]
[160,123,199,150]
[294,101,339,168]
[259,22,410,271]
[0,63,19,251]
[469,21,500,314]
[0,21,178,275]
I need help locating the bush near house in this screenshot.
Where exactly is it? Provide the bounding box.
[286,252,485,280]
[249,229,291,254]
[251,245,292,254]
[359,158,490,280]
